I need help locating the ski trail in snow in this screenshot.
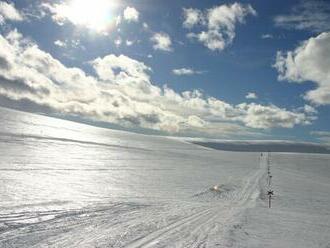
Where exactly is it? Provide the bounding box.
[125,208,216,248]
[125,155,267,247]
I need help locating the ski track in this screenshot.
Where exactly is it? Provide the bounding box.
[0,156,267,248]
[124,156,267,247]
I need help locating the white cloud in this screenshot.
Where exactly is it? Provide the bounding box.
[261,34,273,39]
[172,68,204,76]
[245,92,258,99]
[184,3,256,51]
[142,22,149,30]
[235,103,314,129]
[183,8,203,28]
[274,32,330,105]
[123,6,139,22]
[274,0,330,33]
[114,37,122,47]
[311,131,330,136]
[311,130,330,144]
[187,115,205,128]
[90,54,151,82]
[54,40,66,48]
[0,2,23,24]
[54,39,83,50]
[0,30,317,138]
[303,104,317,114]
[151,32,173,52]
[115,15,122,26]
[126,40,134,46]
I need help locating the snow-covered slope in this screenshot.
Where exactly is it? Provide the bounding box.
[0,107,329,247]
[186,139,330,154]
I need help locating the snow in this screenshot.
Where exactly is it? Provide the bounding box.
[0,106,329,247]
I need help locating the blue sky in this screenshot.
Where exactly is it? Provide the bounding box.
[0,0,330,143]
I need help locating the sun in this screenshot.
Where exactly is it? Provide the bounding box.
[60,0,118,33]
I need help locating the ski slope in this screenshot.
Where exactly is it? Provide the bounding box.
[0,107,329,247]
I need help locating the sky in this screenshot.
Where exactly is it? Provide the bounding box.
[0,0,330,143]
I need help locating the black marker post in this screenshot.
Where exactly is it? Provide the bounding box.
[267,190,274,208]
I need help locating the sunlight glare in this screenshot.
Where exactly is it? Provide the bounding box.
[63,0,118,33]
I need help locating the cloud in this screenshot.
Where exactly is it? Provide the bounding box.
[123,6,139,22]
[90,54,151,82]
[184,3,256,51]
[151,32,173,52]
[54,39,83,50]
[274,0,330,33]
[274,32,330,105]
[183,8,203,28]
[235,103,315,129]
[54,40,66,48]
[114,37,122,47]
[261,34,273,39]
[0,2,23,24]
[115,15,122,27]
[303,104,317,114]
[126,40,134,46]
[245,92,258,99]
[172,68,204,76]
[0,30,317,138]
[142,22,149,30]
[311,130,330,144]
[311,131,330,136]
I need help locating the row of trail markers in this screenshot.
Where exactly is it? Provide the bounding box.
[263,151,274,208]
